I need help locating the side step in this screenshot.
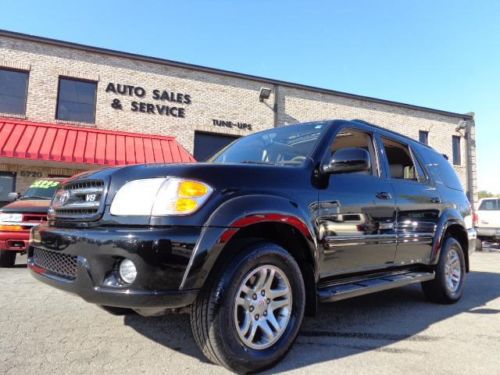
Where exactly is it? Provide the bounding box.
[317,271,435,303]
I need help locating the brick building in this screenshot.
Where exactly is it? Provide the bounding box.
[0,30,477,205]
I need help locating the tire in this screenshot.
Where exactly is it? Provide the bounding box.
[190,242,306,373]
[422,237,466,304]
[476,239,483,252]
[0,250,16,268]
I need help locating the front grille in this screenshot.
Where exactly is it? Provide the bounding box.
[52,179,106,221]
[32,247,78,279]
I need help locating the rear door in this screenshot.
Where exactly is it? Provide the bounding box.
[378,136,442,265]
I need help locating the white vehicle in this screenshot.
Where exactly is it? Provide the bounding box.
[475,198,500,243]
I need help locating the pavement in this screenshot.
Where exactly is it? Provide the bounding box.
[1,244,499,375]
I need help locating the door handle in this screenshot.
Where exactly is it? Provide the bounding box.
[376,192,392,200]
[430,197,441,203]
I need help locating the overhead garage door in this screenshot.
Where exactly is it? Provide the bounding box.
[193,131,239,161]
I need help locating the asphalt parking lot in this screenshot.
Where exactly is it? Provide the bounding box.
[1,244,499,375]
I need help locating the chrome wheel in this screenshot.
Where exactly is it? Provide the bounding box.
[234,265,292,350]
[444,248,462,293]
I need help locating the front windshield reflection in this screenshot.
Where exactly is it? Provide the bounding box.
[210,122,328,166]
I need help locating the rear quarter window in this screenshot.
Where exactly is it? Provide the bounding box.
[417,145,463,191]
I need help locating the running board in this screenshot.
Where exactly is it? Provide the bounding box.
[317,271,435,303]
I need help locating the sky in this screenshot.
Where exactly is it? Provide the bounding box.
[1,0,499,193]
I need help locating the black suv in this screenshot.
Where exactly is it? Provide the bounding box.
[29,120,476,373]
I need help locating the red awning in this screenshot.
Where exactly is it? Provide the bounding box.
[0,118,195,166]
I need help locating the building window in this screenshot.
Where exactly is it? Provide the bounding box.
[419,130,429,145]
[56,77,97,123]
[452,135,461,165]
[0,68,29,115]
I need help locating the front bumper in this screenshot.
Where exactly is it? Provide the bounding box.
[0,230,30,252]
[467,228,477,254]
[28,225,202,314]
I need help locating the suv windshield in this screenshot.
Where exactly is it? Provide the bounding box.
[21,179,61,200]
[210,122,327,166]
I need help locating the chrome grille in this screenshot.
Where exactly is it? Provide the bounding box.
[32,247,77,279]
[52,179,106,221]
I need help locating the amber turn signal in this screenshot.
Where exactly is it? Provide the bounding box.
[175,198,199,212]
[0,225,24,231]
[178,181,209,198]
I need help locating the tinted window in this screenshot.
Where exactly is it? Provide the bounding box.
[194,132,239,161]
[419,146,463,191]
[479,199,499,211]
[381,137,421,181]
[0,68,29,115]
[56,78,97,123]
[211,122,327,166]
[452,135,461,165]
[419,131,429,145]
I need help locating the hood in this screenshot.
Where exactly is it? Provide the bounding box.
[0,199,52,214]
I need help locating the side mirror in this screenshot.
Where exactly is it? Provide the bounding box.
[7,192,20,202]
[322,147,371,174]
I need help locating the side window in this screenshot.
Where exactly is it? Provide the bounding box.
[419,146,463,191]
[328,128,377,176]
[381,137,422,182]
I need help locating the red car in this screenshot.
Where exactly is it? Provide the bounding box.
[0,178,65,267]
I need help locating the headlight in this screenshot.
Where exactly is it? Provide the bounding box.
[0,213,23,223]
[110,177,213,216]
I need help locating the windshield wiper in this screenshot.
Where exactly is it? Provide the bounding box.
[240,160,275,165]
[20,196,51,200]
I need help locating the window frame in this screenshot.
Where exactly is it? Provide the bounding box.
[452,135,461,165]
[0,67,30,116]
[55,76,98,124]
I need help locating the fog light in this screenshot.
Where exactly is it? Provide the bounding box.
[118,259,137,284]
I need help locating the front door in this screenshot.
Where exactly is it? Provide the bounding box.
[0,172,16,208]
[317,127,398,277]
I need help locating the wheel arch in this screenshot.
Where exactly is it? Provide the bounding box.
[432,209,470,272]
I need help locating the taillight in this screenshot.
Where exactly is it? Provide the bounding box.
[473,212,479,226]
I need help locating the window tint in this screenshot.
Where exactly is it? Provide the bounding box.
[381,137,420,181]
[452,135,461,165]
[329,128,377,175]
[56,78,97,123]
[0,68,29,115]
[419,131,429,145]
[479,199,499,211]
[418,146,463,191]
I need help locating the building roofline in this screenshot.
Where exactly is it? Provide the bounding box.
[0,29,473,121]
